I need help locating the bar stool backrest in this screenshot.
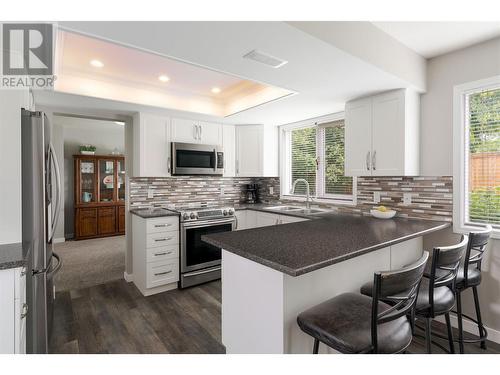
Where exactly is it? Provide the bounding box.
[463,225,492,288]
[427,235,469,316]
[371,252,429,353]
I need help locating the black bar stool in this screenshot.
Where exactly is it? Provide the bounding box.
[360,235,468,354]
[455,225,492,353]
[296,252,429,354]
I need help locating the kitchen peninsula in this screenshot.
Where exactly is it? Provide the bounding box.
[203,212,449,354]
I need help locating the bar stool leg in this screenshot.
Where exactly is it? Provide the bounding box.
[472,286,487,350]
[425,318,432,354]
[456,291,465,354]
[445,313,455,354]
[313,338,319,354]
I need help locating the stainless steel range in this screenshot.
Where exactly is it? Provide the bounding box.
[176,205,235,288]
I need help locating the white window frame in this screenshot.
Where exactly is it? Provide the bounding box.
[279,112,357,205]
[453,75,500,239]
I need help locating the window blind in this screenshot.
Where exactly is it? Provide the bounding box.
[290,127,316,195]
[465,87,500,227]
[323,120,353,196]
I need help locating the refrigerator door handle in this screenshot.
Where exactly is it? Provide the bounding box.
[47,252,62,280]
[48,143,62,242]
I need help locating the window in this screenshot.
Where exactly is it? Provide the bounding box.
[453,77,500,236]
[281,115,355,203]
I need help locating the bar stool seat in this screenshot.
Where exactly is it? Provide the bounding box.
[455,266,481,288]
[297,293,413,354]
[360,277,455,317]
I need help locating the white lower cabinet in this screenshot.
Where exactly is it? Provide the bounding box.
[0,265,27,354]
[132,215,180,296]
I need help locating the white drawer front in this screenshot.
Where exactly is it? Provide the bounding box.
[147,217,179,234]
[147,260,179,288]
[147,245,179,263]
[147,231,179,248]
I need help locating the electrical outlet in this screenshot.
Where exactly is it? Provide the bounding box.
[220,186,225,196]
[373,191,381,204]
[403,193,412,206]
[269,186,274,195]
[147,189,154,199]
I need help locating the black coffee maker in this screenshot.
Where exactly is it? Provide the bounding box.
[244,183,259,204]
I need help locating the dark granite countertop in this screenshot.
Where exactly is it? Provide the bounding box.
[203,213,450,277]
[0,243,29,270]
[130,207,179,219]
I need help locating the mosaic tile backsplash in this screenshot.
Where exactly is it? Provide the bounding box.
[129,176,281,208]
[130,175,453,222]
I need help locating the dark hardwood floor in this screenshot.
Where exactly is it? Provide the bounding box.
[49,279,225,354]
[49,279,499,354]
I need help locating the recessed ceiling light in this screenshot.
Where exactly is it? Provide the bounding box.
[158,75,170,82]
[90,59,104,68]
[211,87,221,94]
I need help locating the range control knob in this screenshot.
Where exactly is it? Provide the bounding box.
[228,208,235,215]
[223,209,228,216]
[190,212,197,220]
[182,213,189,220]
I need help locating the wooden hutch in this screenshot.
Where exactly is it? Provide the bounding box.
[74,155,125,240]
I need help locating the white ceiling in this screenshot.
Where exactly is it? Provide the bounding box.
[56,30,292,117]
[372,22,500,58]
[60,21,411,126]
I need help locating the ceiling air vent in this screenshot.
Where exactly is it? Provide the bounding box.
[243,49,288,68]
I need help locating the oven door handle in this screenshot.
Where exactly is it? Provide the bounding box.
[184,267,222,278]
[181,218,236,228]
[214,149,217,172]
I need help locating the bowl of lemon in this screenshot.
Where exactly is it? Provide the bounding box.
[370,205,396,219]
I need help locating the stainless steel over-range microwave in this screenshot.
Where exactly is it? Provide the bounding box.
[171,142,224,176]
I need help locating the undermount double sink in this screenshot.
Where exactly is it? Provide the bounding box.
[264,205,329,215]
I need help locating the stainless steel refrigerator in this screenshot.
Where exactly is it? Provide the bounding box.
[21,109,62,354]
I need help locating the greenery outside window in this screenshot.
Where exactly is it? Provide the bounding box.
[453,77,500,237]
[281,115,355,203]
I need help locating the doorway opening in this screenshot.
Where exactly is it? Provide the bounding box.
[51,114,126,291]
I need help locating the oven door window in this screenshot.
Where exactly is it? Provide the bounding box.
[185,223,231,268]
[176,150,215,169]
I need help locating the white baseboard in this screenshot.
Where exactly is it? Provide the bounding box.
[123,272,134,282]
[53,237,66,244]
[436,314,500,344]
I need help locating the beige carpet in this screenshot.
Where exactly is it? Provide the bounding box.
[54,236,125,292]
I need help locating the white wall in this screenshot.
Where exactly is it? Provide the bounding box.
[52,116,125,239]
[421,37,500,336]
[0,90,29,245]
[420,36,500,176]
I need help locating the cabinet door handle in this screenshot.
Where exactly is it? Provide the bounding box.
[154,270,172,276]
[236,160,239,175]
[372,150,376,171]
[366,151,371,170]
[167,157,171,174]
[154,223,171,228]
[154,251,173,256]
[193,124,198,140]
[21,303,28,319]
[154,237,172,242]
[199,125,202,140]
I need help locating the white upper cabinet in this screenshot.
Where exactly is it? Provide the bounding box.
[345,97,372,176]
[235,125,278,177]
[222,124,236,177]
[235,125,263,177]
[133,112,171,177]
[171,117,222,145]
[345,89,420,177]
